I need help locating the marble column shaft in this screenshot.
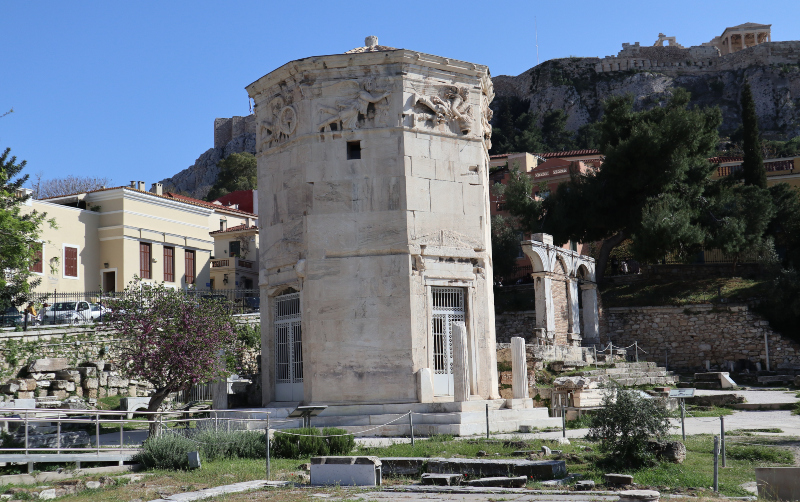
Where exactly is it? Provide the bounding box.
[452,322,470,403]
[511,336,529,399]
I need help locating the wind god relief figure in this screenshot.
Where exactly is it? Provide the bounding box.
[413,85,473,134]
[316,79,391,131]
[258,96,298,150]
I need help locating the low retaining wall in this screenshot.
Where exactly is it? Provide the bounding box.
[604,305,800,371]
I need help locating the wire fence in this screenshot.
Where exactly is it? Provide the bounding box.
[3,288,260,329]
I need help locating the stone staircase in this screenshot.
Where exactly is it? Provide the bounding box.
[579,361,678,387]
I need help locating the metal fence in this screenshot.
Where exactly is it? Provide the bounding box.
[4,288,260,329]
[0,407,270,470]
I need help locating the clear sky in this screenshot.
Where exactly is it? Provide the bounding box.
[2,1,798,188]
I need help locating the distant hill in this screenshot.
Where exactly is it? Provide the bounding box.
[493,41,800,140]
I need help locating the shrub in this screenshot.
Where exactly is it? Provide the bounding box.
[271,427,354,459]
[586,389,671,467]
[134,434,193,470]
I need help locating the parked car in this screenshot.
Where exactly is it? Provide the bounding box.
[1,306,23,327]
[40,301,101,324]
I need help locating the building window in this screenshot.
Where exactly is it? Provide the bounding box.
[30,243,43,274]
[139,242,151,279]
[229,240,241,258]
[185,250,196,285]
[64,246,78,278]
[164,246,175,282]
[347,141,361,160]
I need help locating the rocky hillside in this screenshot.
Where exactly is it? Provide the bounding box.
[160,121,255,200]
[493,55,800,140]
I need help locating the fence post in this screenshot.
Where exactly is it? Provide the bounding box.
[634,341,638,363]
[96,412,100,454]
[56,418,61,454]
[24,411,28,455]
[485,403,490,439]
[720,416,726,468]
[680,400,686,442]
[562,404,566,438]
[713,435,719,492]
[409,412,414,446]
[265,426,271,481]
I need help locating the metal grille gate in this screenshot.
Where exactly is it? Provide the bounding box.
[431,287,465,396]
[274,292,303,401]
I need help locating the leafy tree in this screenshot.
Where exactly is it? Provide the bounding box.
[767,183,800,269]
[31,174,113,199]
[490,97,545,155]
[575,122,603,150]
[105,280,240,433]
[206,152,257,201]
[586,388,672,467]
[740,80,766,188]
[0,148,52,308]
[501,89,722,282]
[540,110,576,152]
[764,136,800,158]
[491,215,522,282]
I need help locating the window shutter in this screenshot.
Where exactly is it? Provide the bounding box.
[30,244,43,273]
[64,247,78,277]
[185,250,195,284]
[164,247,174,282]
[140,243,151,279]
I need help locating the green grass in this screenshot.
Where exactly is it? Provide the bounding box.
[601,277,768,308]
[727,428,784,435]
[97,395,122,410]
[685,406,735,417]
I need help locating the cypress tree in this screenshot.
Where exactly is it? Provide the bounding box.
[740,80,766,188]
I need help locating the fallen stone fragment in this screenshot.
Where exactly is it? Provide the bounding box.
[618,489,660,502]
[465,476,527,488]
[605,473,634,485]
[421,473,463,486]
[575,480,595,490]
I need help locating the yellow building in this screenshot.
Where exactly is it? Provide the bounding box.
[22,182,257,293]
[710,155,800,188]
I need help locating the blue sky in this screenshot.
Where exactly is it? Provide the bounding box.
[2,1,798,188]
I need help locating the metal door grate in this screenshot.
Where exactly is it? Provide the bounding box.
[431,287,465,375]
[275,292,302,384]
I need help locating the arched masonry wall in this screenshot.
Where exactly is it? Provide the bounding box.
[521,233,599,347]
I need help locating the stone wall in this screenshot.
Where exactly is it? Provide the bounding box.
[495,311,537,343]
[604,305,800,371]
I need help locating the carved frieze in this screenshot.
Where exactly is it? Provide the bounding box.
[412,85,473,135]
[257,94,298,151]
[314,79,391,132]
[480,76,495,150]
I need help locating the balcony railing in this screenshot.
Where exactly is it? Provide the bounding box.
[212,259,254,269]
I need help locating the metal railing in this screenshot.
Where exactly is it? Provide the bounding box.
[0,407,270,468]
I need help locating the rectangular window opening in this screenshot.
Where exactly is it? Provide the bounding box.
[140,242,151,279]
[164,246,175,282]
[185,250,196,284]
[30,243,43,274]
[229,240,241,258]
[64,246,78,278]
[347,141,361,160]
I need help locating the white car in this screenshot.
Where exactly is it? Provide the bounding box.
[41,301,101,324]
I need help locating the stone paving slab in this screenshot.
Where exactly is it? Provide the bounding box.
[335,488,621,501]
[693,389,799,404]
[146,480,288,502]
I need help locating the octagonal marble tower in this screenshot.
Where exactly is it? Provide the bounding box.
[247,38,499,406]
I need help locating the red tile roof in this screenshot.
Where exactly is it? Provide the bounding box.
[209,224,259,235]
[490,149,601,160]
[211,190,255,214]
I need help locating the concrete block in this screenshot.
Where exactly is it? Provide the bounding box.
[13,399,36,409]
[310,456,382,486]
[756,467,800,501]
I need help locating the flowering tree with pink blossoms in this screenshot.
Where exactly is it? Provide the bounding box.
[103,279,239,432]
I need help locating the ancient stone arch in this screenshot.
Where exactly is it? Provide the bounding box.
[521,233,599,346]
